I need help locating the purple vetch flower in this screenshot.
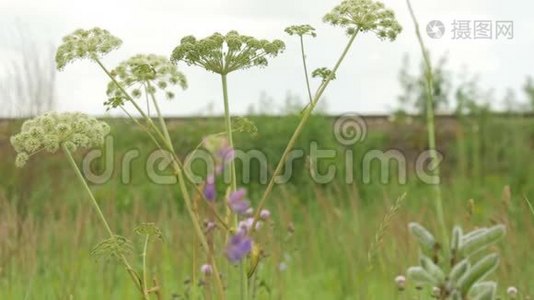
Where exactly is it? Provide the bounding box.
[225,231,253,263]
[227,188,250,215]
[200,263,213,276]
[203,174,216,201]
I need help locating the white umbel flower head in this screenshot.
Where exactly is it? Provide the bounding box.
[323,0,402,40]
[11,112,110,167]
[56,27,122,70]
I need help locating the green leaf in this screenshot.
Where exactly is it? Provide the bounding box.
[451,225,463,253]
[458,253,500,294]
[420,255,445,284]
[469,281,497,300]
[449,259,470,284]
[407,266,439,286]
[460,225,506,257]
[408,223,437,253]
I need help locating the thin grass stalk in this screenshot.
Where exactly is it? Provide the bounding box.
[405,0,448,245]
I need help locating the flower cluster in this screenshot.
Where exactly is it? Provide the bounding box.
[284,25,317,37]
[105,54,188,109]
[323,0,402,40]
[312,67,336,81]
[55,27,122,70]
[225,188,271,263]
[10,112,110,167]
[170,31,285,75]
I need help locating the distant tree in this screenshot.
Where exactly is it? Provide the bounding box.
[397,53,451,115]
[523,76,534,111]
[0,24,56,117]
[454,73,492,115]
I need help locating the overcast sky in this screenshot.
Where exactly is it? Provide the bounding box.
[0,0,533,116]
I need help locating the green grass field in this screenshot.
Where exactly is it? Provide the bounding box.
[1,115,533,299]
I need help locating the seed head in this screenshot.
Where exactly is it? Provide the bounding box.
[323,0,402,40]
[10,112,110,167]
[56,27,122,70]
[171,31,285,75]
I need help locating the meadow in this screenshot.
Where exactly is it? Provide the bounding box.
[1,114,533,299]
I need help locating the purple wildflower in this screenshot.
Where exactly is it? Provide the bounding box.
[225,231,252,263]
[203,174,216,201]
[227,188,250,215]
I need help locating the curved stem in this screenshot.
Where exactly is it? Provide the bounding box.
[252,30,359,230]
[300,36,313,104]
[62,145,145,297]
[406,0,448,245]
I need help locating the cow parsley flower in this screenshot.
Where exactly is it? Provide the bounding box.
[323,0,402,40]
[170,31,285,75]
[105,54,187,109]
[10,112,110,167]
[56,27,122,70]
[284,25,317,37]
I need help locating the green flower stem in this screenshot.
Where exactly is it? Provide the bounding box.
[406,0,448,245]
[299,36,313,104]
[147,82,174,149]
[142,234,150,298]
[220,73,246,300]
[62,144,145,297]
[252,30,359,230]
[221,74,238,192]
